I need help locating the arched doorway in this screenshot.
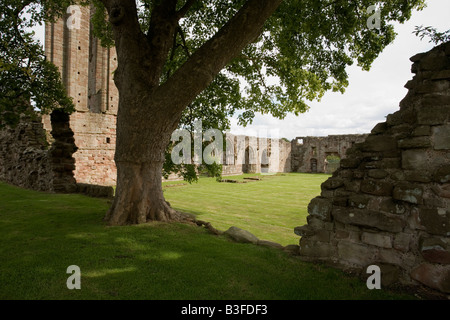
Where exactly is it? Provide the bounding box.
[261,149,269,173]
[310,158,318,173]
[324,154,341,174]
[243,146,257,173]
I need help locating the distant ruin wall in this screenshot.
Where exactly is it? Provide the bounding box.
[296,41,450,294]
[291,135,368,174]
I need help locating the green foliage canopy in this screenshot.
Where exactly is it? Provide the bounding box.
[91,0,426,127]
[0,0,75,127]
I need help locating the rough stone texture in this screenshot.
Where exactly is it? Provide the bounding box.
[224,226,259,244]
[221,134,292,176]
[44,6,118,187]
[291,134,368,174]
[296,41,450,294]
[0,110,77,193]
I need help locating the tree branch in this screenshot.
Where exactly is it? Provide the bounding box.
[176,0,199,20]
[154,0,283,119]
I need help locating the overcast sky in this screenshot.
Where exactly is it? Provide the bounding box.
[229,0,450,140]
[33,1,449,140]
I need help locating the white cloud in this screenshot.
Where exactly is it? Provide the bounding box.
[231,0,450,140]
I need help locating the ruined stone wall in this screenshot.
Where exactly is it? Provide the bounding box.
[0,115,53,191]
[222,134,291,176]
[45,5,119,186]
[295,42,450,294]
[291,135,368,174]
[0,110,77,193]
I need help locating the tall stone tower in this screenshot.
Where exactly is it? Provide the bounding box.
[44,5,118,186]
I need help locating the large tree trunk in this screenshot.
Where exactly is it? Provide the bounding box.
[105,160,187,225]
[104,84,190,225]
[100,0,283,225]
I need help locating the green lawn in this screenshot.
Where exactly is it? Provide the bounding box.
[164,173,329,246]
[0,179,414,300]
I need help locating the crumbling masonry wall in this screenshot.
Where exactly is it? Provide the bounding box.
[295,42,450,294]
[0,110,77,193]
[44,5,118,186]
[291,135,368,174]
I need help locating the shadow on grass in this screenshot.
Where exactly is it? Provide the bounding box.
[0,182,415,300]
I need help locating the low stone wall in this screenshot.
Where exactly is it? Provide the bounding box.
[0,110,77,193]
[76,183,114,198]
[0,114,53,191]
[295,41,450,294]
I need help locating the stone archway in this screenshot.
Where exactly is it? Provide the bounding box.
[324,153,341,174]
[310,158,318,173]
[261,148,269,174]
[243,146,257,174]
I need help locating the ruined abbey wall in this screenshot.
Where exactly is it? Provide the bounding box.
[296,42,450,294]
[0,110,77,193]
[291,134,368,174]
[44,5,118,186]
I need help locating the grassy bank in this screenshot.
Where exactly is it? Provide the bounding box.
[163,173,329,246]
[0,180,413,300]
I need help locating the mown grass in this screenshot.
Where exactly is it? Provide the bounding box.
[163,173,328,246]
[0,180,414,300]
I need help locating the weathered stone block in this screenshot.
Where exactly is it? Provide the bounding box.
[371,122,387,134]
[393,233,411,252]
[386,109,416,126]
[332,196,348,207]
[432,125,450,150]
[299,238,334,258]
[322,178,344,190]
[344,180,360,193]
[306,215,325,230]
[417,105,450,125]
[410,52,426,62]
[433,164,450,183]
[284,244,301,256]
[224,226,258,244]
[412,125,431,137]
[378,248,404,266]
[368,169,389,179]
[361,232,393,249]
[401,149,428,170]
[362,135,398,153]
[379,198,407,215]
[309,229,332,243]
[419,54,450,71]
[420,237,450,264]
[419,208,450,236]
[378,263,402,287]
[340,158,362,169]
[337,241,378,266]
[431,69,450,80]
[257,240,283,250]
[294,225,315,237]
[398,137,431,149]
[307,197,332,221]
[410,263,450,293]
[348,194,370,209]
[404,170,432,183]
[393,184,424,204]
[332,207,405,233]
[361,179,393,196]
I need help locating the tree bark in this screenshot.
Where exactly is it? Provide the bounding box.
[105,160,188,225]
[100,0,283,225]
